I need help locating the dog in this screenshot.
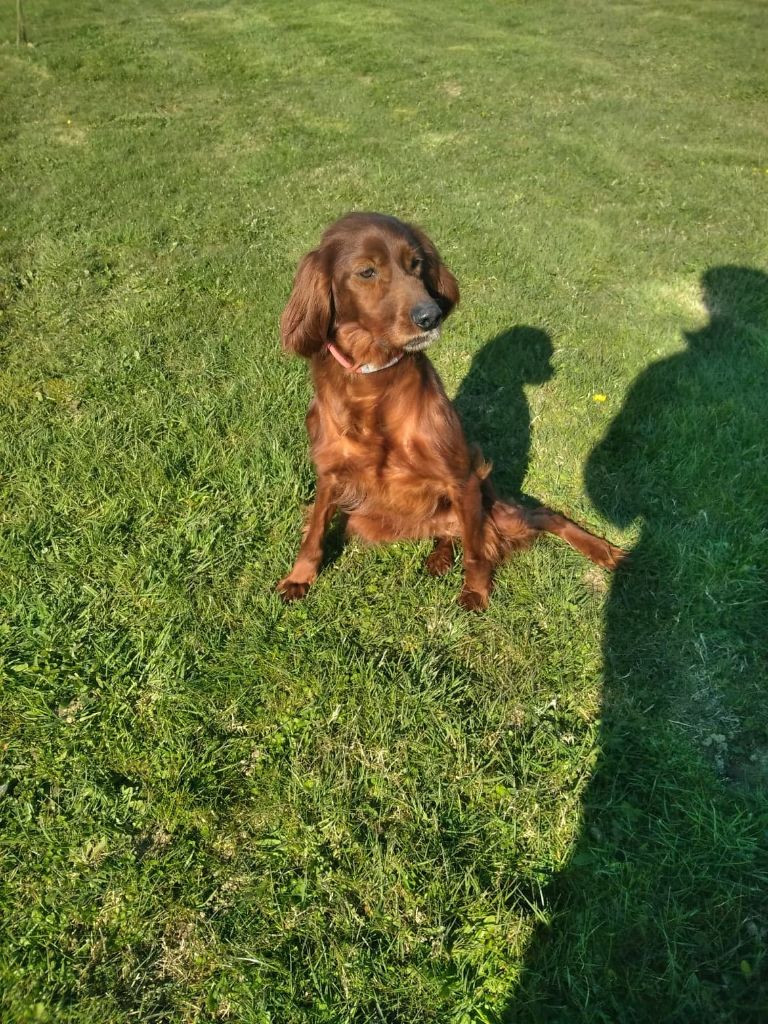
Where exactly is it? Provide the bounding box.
[277,212,624,610]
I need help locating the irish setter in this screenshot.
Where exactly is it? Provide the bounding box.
[277,213,624,610]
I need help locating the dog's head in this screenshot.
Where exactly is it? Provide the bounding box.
[280,213,459,361]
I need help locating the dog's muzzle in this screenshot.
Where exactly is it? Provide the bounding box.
[403,327,441,353]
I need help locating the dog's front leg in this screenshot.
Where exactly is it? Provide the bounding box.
[455,474,494,611]
[277,476,337,602]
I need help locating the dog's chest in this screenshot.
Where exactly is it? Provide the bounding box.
[312,401,432,489]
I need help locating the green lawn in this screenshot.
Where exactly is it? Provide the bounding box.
[2,1,767,1021]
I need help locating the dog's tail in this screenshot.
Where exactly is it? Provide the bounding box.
[487,500,627,569]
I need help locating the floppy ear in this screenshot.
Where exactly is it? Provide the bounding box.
[280,249,333,357]
[408,224,460,317]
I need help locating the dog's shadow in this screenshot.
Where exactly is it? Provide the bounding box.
[453,325,555,502]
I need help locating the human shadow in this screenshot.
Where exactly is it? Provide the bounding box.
[505,267,768,1021]
[453,325,554,502]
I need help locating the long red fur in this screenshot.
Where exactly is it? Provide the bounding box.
[277,213,625,610]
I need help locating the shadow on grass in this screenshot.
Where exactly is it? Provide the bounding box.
[453,324,554,502]
[503,267,768,1021]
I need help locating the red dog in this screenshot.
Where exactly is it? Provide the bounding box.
[278,213,624,610]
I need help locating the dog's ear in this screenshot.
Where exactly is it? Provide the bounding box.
[408,224,460,317]
[280,248,333,357]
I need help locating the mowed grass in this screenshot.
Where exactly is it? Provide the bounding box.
[1,0,767,1021]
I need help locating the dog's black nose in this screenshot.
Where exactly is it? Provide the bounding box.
[410,302,442,331]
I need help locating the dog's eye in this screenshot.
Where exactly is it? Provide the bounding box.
[358,267,376,279]
[411,259,423,273]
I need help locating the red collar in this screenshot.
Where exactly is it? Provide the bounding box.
[325,342,404,375]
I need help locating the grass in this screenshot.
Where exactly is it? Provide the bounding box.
[1,0,767,1020]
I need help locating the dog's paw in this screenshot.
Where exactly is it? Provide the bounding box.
[597,542,630,571]
[458,588,489,612]
[276,578,311,602]
[426,544,454,576]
